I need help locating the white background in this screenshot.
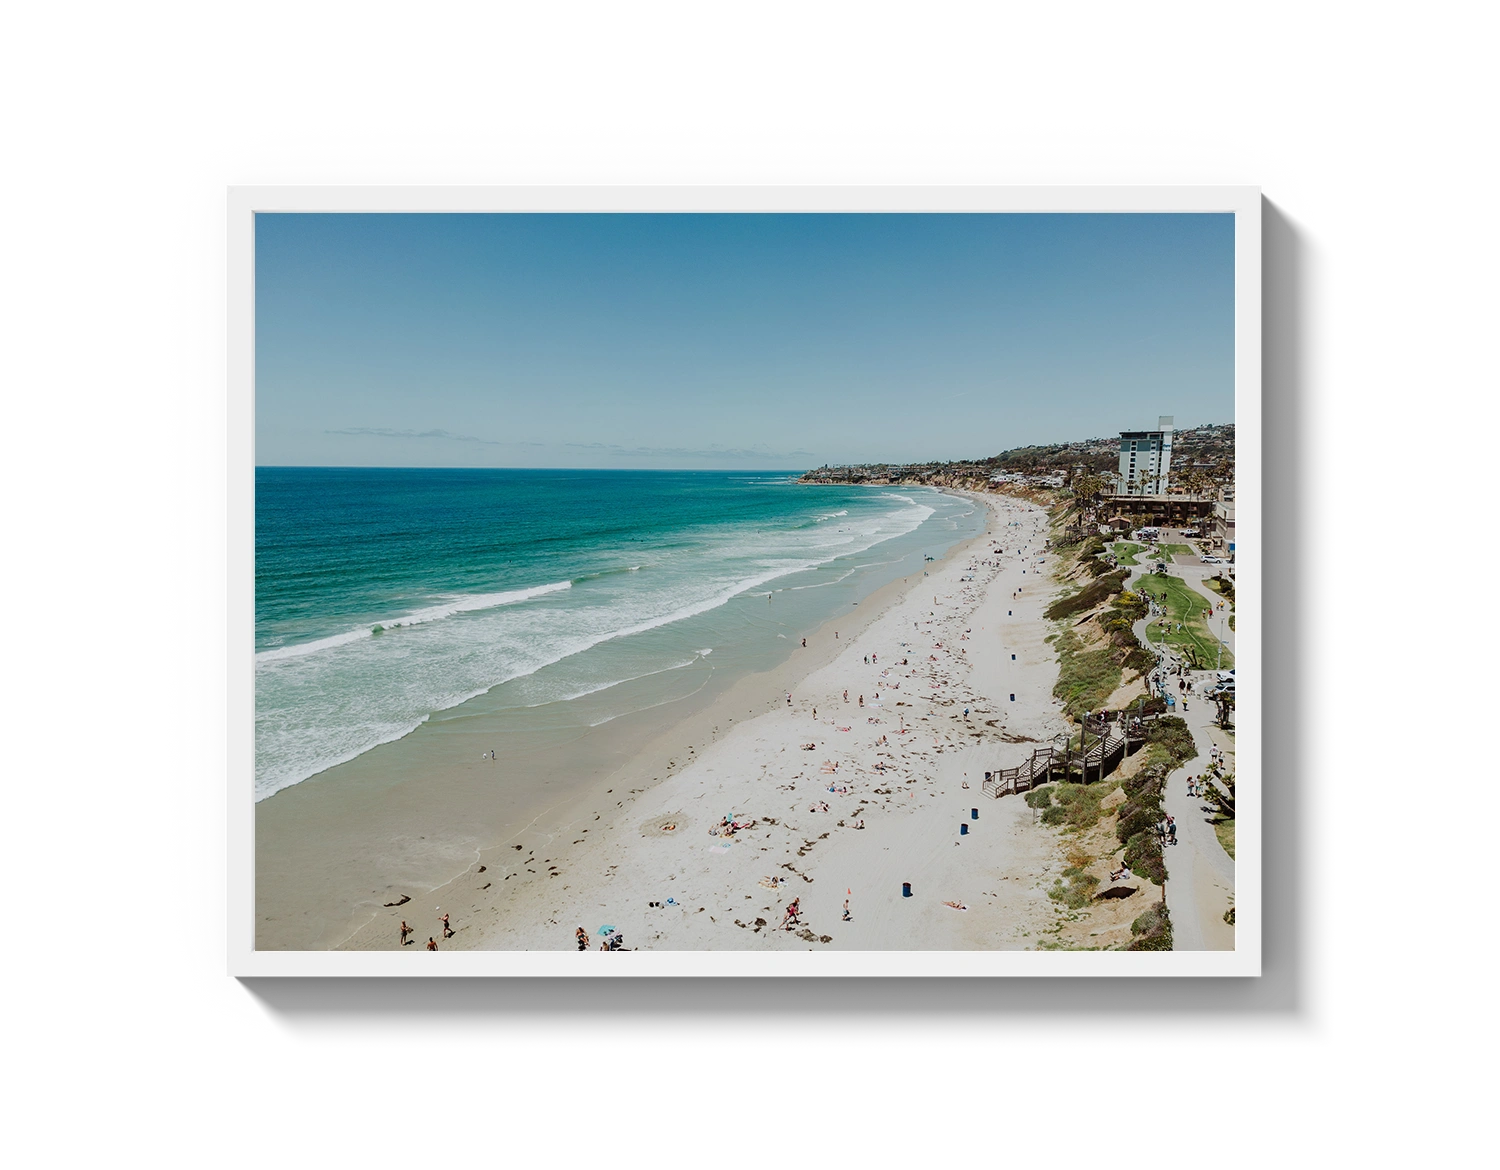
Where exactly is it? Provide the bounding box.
[2,2,1492,1165]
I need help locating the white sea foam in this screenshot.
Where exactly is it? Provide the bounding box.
[255,580,572,663]
[520,658,700,708]
[255,490,954,799]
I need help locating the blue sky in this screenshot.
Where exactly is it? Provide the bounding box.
[255,213,1234,468]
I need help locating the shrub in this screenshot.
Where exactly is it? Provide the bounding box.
[1116,805,1157,843]
[1083,550,1115,578]
[1025,786,1054,809]
[1123,830,1166,885]
[1052,631,1123,719]
[1128,904,1173,950]
[1112,591,1149,622]
[1049,871,1101,910]
[1044,570,1128,621]
[1145,716,1198,766]
[1045,781,1117,831]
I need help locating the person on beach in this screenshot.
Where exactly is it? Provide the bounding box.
[399,921,412,946]
[440,913,453,938]
[802,638,806,647]
[576,926,588,951]
[842,899,851,922]
[858,695,864,707]
[843,690,849,702]
[426,937,438,951]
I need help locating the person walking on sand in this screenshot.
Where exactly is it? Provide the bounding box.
[842,899,851,922]
[426,937,438,951]
[440,913,453,938]
[843,689,849,703]
[399,921,412,946]
[576,926,588,951]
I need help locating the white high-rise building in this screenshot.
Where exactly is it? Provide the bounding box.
[1115,415,1174,495]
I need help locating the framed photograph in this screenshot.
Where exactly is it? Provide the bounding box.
[229,187,1259,976]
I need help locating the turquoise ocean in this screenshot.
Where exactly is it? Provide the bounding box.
[255,468,985,800]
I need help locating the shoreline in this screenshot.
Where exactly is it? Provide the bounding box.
[256,488,987,950]
[336,489,1070,953]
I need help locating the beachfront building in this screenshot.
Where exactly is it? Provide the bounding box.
[1103,493,1215,527]
[1113,416,1174,496]
[1211,484,1236,557]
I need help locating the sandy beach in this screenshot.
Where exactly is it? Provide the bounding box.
[336,491,1073,952]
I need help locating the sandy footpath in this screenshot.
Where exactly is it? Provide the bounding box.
[344,493,1071,952]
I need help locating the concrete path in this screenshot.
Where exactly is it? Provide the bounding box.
[1120,534,1236,950]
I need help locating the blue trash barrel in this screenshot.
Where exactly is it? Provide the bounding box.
[959,823,968,835]
[971,808,979,819]
[902,882,912,897]
[1010,693,1015,701]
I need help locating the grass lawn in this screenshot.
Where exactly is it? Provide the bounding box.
[1204,574,1234,599]
[1160,543,1195,558]
[1214,819,1235,859]
[1136,573,1234,669]
[1111,541,1145,566]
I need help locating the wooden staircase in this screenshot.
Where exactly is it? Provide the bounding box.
[982,717,1147,799]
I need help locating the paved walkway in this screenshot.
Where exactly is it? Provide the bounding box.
[1122,533,1236,950]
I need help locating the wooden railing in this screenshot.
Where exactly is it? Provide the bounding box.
[982,718,1149,798]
